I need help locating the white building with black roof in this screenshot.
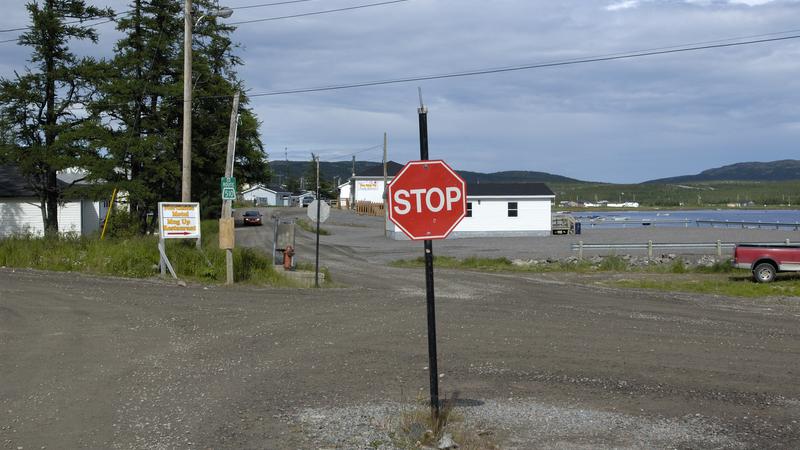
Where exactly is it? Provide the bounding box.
[0,165,106,237]
[386,182,556,239]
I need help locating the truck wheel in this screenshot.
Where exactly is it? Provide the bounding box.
[753,262,776,283]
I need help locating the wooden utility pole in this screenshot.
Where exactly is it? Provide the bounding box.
[221,91,240,285]
[181,0,193,202]
[350,155,356,208]
[383,132,388,237]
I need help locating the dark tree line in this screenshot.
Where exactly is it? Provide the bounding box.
[0,0,270,235]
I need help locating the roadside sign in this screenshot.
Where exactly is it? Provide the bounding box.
[220,177,236,201]
[387,160,466,240]
[307,200,330,223]
[158,202,201,239]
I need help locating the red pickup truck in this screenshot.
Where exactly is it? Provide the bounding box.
[733,244,800,283]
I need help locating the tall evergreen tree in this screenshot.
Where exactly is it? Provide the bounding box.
[91,0,269,232]
[0,0,112,234]
[189,1,270,217]
[89,0,183,233]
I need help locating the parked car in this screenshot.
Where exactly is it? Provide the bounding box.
[733,243,800,283]
[242,210,263,226]
[301,197,314,207]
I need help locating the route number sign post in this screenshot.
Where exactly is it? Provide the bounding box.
[387,102,466,423]
[220,177,236,201]
[157,202,201,279]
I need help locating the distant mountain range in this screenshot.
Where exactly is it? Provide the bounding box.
[645,160,800,183]
[268,160,582,185]
[268,159,800,186]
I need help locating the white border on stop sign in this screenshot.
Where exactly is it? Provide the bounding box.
[387,160,466,240]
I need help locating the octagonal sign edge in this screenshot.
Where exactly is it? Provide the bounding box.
[388,160,467,240]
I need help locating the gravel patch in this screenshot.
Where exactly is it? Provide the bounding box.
[295,399,745,449]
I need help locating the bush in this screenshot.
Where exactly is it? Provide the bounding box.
[598,255,628,271]
[0,220,288,285]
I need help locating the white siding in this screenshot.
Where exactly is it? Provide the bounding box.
[338,183,351,206]
[0,198,88,237]
[386,196,553,239]
[458,197,552,233]
[242,187,274,203]
[0,198,43,236]
[354,178,387,203]
[58,201,82,234]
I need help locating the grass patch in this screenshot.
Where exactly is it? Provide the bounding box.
[0,220,294,286]
[294,261,333,285]
[610,274,800,298]
[390,255,596,273]
[296,218,331,235]
[388,393,499,450]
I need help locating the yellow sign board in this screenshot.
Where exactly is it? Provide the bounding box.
[159,202,201,239]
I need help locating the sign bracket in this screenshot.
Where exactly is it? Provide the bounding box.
[158,238,178,279]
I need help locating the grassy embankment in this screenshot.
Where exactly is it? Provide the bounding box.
[0,220,294,285]
[549,180,800,208]
[296,218,331,235]
[391,255,800,298]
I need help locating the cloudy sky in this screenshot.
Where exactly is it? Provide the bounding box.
[2,0,800,182]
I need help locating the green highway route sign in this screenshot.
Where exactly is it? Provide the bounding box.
[221,177,237,201]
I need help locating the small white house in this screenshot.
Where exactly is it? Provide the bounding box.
[241,184,292,206]
[386,182,556,239]
[0,165,106,237]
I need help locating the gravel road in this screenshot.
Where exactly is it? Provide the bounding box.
[2,207,799,448]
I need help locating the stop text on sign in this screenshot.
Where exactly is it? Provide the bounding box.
[387,160,467,240]
[393,187,462,215]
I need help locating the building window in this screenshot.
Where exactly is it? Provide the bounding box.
[466,202,472,217]
[508,202,518,217]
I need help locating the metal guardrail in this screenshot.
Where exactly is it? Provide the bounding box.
[571,240,794,258]
[696,219,800,230]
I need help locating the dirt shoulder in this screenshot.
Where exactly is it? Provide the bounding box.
[2,209,800,448]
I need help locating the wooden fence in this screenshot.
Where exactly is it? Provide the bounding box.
[355,201,384,216]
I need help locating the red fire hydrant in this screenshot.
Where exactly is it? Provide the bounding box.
[283,245,295,271]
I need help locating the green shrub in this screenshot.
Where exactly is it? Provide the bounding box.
[670,258,687,274]
[0,220,287,285]
[598,255,628,271]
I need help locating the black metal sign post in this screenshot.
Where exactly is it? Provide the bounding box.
[314,154,322,288]
[418,100,440,422]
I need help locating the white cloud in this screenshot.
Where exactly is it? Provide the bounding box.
[606,1,640,11]
[2,0,800,182]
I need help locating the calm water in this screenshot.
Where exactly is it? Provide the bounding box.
[570,209,800,228]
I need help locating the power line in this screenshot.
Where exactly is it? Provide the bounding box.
[228,0,409,25]
[246,33,800,97]
[279,143,383,159]
[232,0,326,11]
[16,29,800,112]
[0,11,131,34]
[0,0,386,39]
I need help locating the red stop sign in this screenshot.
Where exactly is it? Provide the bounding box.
[388,160,466,240]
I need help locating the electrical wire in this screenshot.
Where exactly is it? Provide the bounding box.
[227,0,408,25]
[12,29,800,112]
[246,33,800,97]
[232,0,326,11]
[280,143,382,159]
[0,0,390,38]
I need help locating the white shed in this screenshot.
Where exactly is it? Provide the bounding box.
[0,165,105,237]
[386,182,555,239]
[241,184,292,206]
